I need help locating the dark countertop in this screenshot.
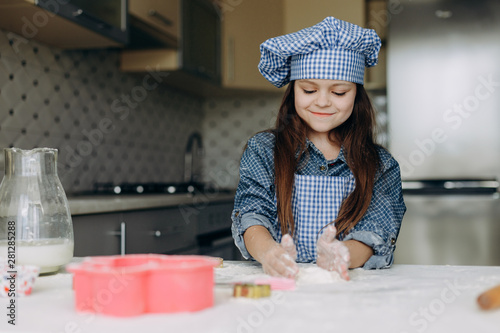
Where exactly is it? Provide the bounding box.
[67,191,235,215]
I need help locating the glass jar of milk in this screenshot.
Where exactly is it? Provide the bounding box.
[0,148,74,274]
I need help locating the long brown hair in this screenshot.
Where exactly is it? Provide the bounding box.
[273,81,380,238]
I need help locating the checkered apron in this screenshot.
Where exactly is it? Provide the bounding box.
[292,174,355,262]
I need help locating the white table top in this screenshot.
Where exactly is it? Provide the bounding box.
[1,261,500,333]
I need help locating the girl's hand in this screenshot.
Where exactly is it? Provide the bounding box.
[261,234,299,278]
[317,225,351,281]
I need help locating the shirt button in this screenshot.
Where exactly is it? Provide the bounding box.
[391,238,396,245]
[319,166,326,171]
[234,211,240,217]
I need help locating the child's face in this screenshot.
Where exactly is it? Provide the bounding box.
[294,79,356,138]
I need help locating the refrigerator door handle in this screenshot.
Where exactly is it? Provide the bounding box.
[443,180,499,190]
[402,179,499,195]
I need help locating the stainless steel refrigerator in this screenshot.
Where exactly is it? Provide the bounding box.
[387,0,500,265]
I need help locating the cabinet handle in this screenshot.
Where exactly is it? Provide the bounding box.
[148,9,173,27]
[151,225,186,238]
[107,222,126,255]
[120,222,126,255]
[72,8,112,30]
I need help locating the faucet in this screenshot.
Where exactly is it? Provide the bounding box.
[184,132,203,184]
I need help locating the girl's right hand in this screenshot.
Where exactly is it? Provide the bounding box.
[316,225,350,280]
[260,234,299,278]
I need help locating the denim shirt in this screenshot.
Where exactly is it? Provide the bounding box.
[231,131,406,269]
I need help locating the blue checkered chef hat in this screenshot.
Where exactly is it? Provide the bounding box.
[258,17,381,88]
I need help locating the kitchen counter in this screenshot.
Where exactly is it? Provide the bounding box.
[67,191,236,215]
[1,261,500,333]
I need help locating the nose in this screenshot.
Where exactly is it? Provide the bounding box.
[314,91,332,107]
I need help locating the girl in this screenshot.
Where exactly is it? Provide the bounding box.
[231,17,406,280]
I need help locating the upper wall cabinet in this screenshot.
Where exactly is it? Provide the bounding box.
[122,0,283,95]
[365,0,388,90]
[121,0,223,95]
[121,0,384,96]
[0,0,128,49]
[221,0,375,93]
[128,0,180,48]
[283,0,366,34]
[220,0,284,93]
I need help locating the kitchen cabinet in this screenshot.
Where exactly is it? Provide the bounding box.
[71,200,240,258]
[129,0,180,48]
[197,202,243,260]
[121,0,223,95]
[72,207,198,256]
[365,0,388,89]
[365,0,388,40]
[221,0,377,92]
[0,0,126,49]
[72,212,123,256]
[121,0,284,94]
[121,1,386,95]
[125,208,198,254]
[220,0,284,92]
[283,0,366,33]
[197,202,234,236]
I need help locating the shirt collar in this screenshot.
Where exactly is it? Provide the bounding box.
[304,137,348,164]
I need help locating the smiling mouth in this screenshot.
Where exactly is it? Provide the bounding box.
[310,111,334,117]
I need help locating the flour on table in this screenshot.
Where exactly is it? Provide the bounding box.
[295,265,345,285]
[215,262,347,286]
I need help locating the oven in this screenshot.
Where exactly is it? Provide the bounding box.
[196,202,243,260]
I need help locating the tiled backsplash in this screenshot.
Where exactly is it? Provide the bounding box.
[0,29,388,194]
[202,96,281,190]
[0,29,204,194]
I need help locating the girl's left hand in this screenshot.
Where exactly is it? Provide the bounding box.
[316,225,351,281]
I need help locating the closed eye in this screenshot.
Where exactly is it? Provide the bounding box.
[333,92,346,96]
[303,89,316,94]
